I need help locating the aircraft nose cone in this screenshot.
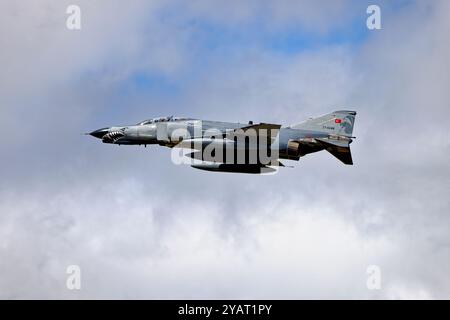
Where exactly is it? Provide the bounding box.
[89,127,110,139]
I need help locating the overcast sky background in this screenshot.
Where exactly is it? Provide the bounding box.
[1,0,449,299]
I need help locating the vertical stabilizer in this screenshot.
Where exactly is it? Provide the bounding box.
[291,110,356,137]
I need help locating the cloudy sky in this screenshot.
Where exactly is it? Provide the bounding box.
[1,0,449,299]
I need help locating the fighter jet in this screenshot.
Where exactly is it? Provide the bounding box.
[88,110,356,174]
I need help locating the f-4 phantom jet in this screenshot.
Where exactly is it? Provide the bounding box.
[88,110,356,174]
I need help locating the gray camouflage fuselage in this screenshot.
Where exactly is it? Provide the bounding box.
[89,111,356,173]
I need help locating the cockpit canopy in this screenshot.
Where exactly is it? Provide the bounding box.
[137,116,191,126]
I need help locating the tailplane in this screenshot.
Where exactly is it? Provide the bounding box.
[315,138,353,165]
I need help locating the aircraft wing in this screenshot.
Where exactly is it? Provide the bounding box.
[227,123,281,144]
[172,123,282,149]
[236,123,282,131]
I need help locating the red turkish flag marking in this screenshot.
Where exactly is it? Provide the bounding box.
[335,118,342,124]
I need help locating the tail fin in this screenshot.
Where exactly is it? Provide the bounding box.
[291,110,356,137]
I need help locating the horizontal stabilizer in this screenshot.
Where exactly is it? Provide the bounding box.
[315,138,353,165]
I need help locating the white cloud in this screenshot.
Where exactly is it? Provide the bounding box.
[0,181,394,299]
